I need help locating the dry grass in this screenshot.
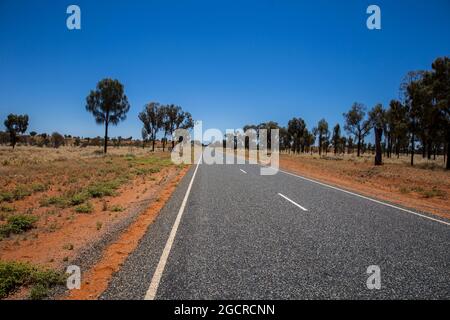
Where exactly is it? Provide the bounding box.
[0,145,185,299]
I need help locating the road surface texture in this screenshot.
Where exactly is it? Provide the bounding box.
[101,161,450,300]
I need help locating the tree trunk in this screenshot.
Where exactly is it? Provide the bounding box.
[357,132,361,157]
[446,132,450,170]
[374,128,382,166]
[152,139,155,152]
[427,141,432,160]
[104,121,109,154]
[318,137,322,156]
[410,133,415,166]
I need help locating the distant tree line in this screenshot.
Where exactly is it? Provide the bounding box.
[1,57,448,169]
[241,57,449,169]
[1,78,193,153]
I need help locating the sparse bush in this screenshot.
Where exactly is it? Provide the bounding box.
[40,196,68,208]
[51,132,65,149]
[31,183,47,193]
[421,187,446,199]
[0,261,65,299]
[62,243,74,250]
[87,180,120,198]
[29,283,48,300]
[69,192,90,206]
[12,186,32,201]
[110,205,124,212]
[0,214,38,238]
[75,202,93,213]
[0,192,14,203]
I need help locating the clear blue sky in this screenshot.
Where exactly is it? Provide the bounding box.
[1,0,449,139]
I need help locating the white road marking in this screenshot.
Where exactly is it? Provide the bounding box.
[240,169,247,174]
[144,159,201,300]
[278,193,308,211]
[278,169,450,227]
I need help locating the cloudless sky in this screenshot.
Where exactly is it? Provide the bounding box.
[0,0,449,140]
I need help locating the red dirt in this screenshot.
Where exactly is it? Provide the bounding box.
[63,165,189,300]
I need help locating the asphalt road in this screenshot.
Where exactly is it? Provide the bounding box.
[101,160,450,300]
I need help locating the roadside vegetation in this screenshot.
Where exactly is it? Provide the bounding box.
[0,146,184,299]
[0,260,65,300]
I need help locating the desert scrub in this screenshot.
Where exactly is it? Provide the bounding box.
[68,191,90,206]
[0,205,15,213]
[0,261,65,299]
[110,205,124,212]
[40,196,69,208]
[421,187,446,199]
[0,191,14,203]
[0,214,38,238]
[87,180,121,198]
[0,185,40,203]
[75,201,94,214]
[31,183,48,193]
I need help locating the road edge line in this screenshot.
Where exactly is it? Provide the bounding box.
[278,169,450,226]
[144,159,201,300]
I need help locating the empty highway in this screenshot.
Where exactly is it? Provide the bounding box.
[102,160,450,300]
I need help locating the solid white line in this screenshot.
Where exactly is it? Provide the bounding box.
[278,169,450,227]
[144,160,201,300]
[240,169,247,174]
[278,193,308,211]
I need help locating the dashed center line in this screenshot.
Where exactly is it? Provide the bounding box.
[240,169,247,174]
[278,193,308,211]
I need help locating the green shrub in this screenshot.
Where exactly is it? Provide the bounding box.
[31,183,47,193]
[110,205,124,212]
[69,192,90,206]
[0,205,15,213]
[0,192,13,203]
[29,283,48,300]
[40,196,68,208]
[75,202,93,213]
[87,181,120,198]
[12,186,32,201]
[0,261,65,299]
[0,214,38,238]
[421,187,446,199]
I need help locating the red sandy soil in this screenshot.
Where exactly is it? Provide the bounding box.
[64,165,189,300]
[0,147,190,299]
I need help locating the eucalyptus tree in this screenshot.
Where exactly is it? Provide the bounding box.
[287,118,306,153]
[430,57,450,169]
[343,102,371,157]
[369,104,385,165]
[4,114,29,149]
[86,78,130,154]
[332,124,342,155]
[139,102,164,152]
[316,119,329,156]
